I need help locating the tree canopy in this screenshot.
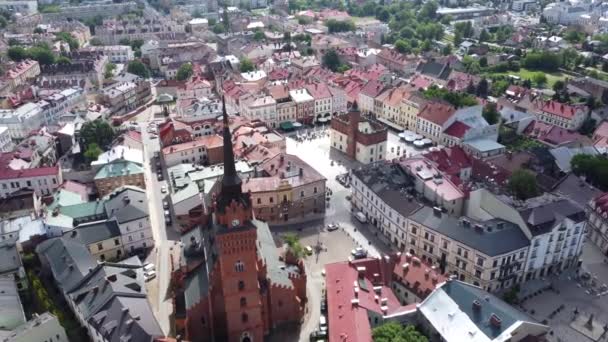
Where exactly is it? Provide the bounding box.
[508,169,538,200]
[127,60,150,78]
[80,120,115,149]
[423,85,478,108]
[282,233,306,260]
[571,154,608,190]
[322,49,341,72]
[176,63,194,81]
[240,58,255,73]
[372,322,427,342]
[325,19,356,33]
[482,103,500,125]
[84,143,103,162]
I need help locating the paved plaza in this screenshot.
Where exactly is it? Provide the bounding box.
[516,243,608,342]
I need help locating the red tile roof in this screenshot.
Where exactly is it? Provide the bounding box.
[443,121,471,138]
[162,135,223,155]
[423,146,471,176]
[593,192,608,214]
[535,100,584,120]
[304,82,332,99]
[593,121,608,140]
[326,254,445,342]
[0,153,59,180]
[418,102,456,126]
[359,80,385,98]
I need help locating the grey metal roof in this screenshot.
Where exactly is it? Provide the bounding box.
[0,277,25,331]
[409,206,530,256]
[35,237,97,292]
[70,220,121,245]
[352,163,424,218]
[441,280,539,339]
[68,261,163,342]
[549,146,599,173]
[518,198,585,236]
[184,266,209,310]
[104,187,148,223]
[255,219,299,288]
[0,237,20,275]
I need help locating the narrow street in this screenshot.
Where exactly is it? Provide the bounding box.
[139,120,180,336]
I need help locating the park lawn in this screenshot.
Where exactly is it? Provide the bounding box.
[487,68,566,89]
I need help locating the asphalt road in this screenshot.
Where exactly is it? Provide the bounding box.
[139,120,179,336]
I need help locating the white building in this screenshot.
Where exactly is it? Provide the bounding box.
[0,103,45,140]
[104,186,154,253]
[83,45,134,63]
[241,95,278,127]
[0,0,37,14]
[0,126,14,152]
[467,189,587,281]
[542,1,594,25]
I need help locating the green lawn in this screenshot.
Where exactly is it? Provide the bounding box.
[486,68,566,89]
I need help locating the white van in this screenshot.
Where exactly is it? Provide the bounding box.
[355,211,367,223]
[143,263,155,273]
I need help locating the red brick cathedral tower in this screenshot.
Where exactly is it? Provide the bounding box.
[211,98,263,342]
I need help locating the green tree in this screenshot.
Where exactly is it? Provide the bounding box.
[84,143,103,161]
[337,64,351,73]
[28,47,55,65]
[56,56,71,65]
[442,44,452,56]
[532,72,547,87]
[482,103,500,125]
[282,233,306,260]
[552,80,565,92]
[492,79,510,97]
[176,62,193,81]
[212,23,226,34]
[479,56,488,68]
[119,38,131,45]
[240,58,255,73]
[89,38,103,46]
[395,39,411,54]
[325,19,356,33]
[130,39,144,51]
[7,46,27,61]
[104,63,116,79]
[80,120,115,149]
[419,1,438,20]
[508,169,538,200]
[253,30,265,41]
[55,31,79,50]
[578,117,597,136]
[479,29,491,43]
[476,78,489,98]
[372,322,427,342]
[322,49,341,72]
[127,60,150,78]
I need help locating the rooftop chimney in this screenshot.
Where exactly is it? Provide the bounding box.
[490,314,502,328]
[473,299,482,311]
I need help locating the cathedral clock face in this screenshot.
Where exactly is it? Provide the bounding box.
[232,219,240,227]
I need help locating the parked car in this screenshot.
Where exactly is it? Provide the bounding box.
[326,223,339,231]
[355,211,367,223]
[305,246,313,255]
[144,270,156,282]
[155,160,161,168]
[157,173,163,181]
[161,185,167,193]
[143,263,155,273]
[163,201,169,209]
[319,315,327,332]
[309,329,327,341]
[320,300,327,313]
[165,215,172,224]
[351,247,367,259]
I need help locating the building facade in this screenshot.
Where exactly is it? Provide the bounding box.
[330,103,387,164]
